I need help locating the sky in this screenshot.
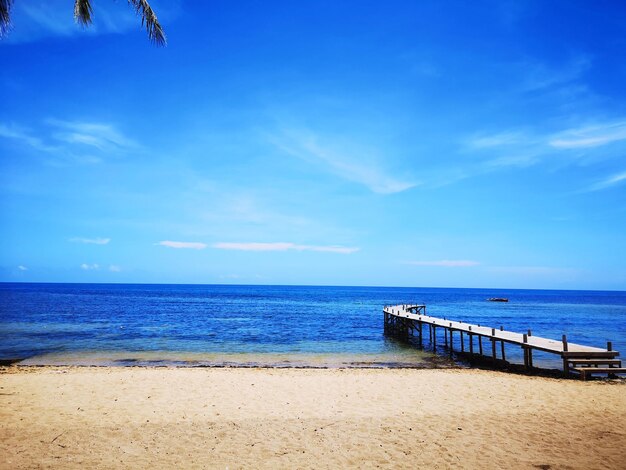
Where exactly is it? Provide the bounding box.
[1,0,625,289]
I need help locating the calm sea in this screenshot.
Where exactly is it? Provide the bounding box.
[1,283,625,369]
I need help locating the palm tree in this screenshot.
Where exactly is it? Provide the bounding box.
[0,0,166,45]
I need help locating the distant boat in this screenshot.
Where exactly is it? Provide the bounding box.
[488,298,509,302]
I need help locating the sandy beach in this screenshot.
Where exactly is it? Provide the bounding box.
[1,367,624,469]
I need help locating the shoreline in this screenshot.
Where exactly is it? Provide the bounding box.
[2,367,625,468]
[0,363,572,381]
[0,350,585,379]
[1,347,458,370]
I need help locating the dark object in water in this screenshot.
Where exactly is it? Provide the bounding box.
[488,298,509,302]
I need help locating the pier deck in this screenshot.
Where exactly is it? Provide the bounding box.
[384,304,623,379]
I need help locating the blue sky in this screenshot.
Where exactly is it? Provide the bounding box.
[1,0,625,289]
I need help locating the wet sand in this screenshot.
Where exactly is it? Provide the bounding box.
[1,367,625,469]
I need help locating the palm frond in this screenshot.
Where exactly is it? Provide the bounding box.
[0,0,13,38]
[128,0,167,46]
[74,0,94,26]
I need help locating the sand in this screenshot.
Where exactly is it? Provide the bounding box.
[1,367,625,469]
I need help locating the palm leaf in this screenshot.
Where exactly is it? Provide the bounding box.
[74,0,93,26]
[0,0,12,37]
[0,0,166,46]
[128,0,167,46]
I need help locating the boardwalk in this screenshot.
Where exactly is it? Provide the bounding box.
[384,304,624,380]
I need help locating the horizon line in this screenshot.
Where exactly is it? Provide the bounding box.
[0,280,624,293]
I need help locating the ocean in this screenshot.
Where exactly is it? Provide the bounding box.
[1,283,625,370]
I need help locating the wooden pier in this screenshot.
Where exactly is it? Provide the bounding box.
[384,304,624,380]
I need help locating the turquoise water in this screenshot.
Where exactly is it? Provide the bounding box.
[1,283,625,369]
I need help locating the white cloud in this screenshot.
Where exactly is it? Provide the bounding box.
[549,121,626,149]
[17,265,28,271]
[157,241,207,250]
[70,237,111,245]
[211,194,312,227]
[109,265,122,272]
[0,119,139,164]
[468,132,527,149]
[269,130,416,194]
[213,242,359,254]
[0,123,56,152]
[520,55,590,92]
[214,242,293,251]
[471,121,626,155]
[302,245,360,254]
[482,153,543,169]
[48,119,140,152]
[80,263,100,270]
[406,260,480,267]
[465,119,626,175]
[584,171,626,192]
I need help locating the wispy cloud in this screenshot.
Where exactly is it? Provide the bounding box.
[406,260,480,267]
[470,121,626,154]
[520,55,591,92]
[157,241,208,250]
[211,193,312,227]
[80,263,100,270]
[17,265,28,271]
[48,119,139,152]
[584,171,626,192]
[70,237,111,245]
[465,130,544,170]
[213,242,359,254]
[549,121,626,149]
[0,119,139,164]
[461,59,593,179]
[466,119,626,173]
[482,152,544,169]
[109,265,122,272]
[0,123,56,152]
[468,131,527,149]
[269,130,416,194]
